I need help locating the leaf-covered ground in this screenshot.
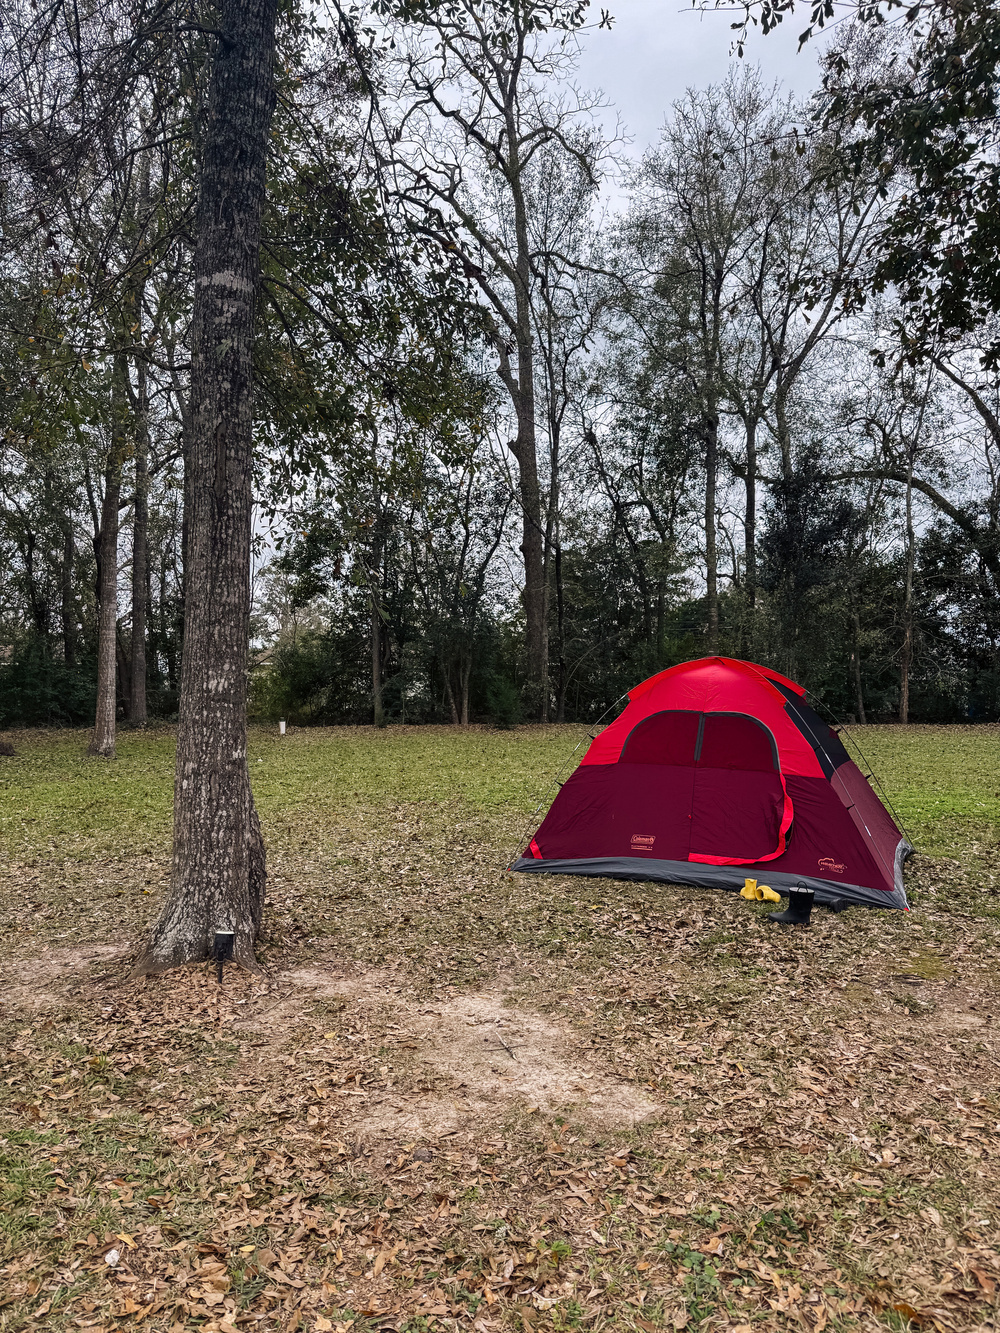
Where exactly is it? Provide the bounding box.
[0,723,998,1333]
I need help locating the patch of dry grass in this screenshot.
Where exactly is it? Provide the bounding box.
[0,724,998,1333]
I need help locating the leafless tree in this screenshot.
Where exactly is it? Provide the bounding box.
[384,0,606,717]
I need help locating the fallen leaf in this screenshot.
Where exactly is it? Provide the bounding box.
[892,1302,930,1326]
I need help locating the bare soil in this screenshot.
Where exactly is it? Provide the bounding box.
[241,963,662,1138]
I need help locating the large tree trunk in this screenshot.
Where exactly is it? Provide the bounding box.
[89,419,123,758]
[371,591,385,728]
[460,657,471,727]
[136,0,276,974]
[703,262,723,656]
[704,405,719,653]
[370,503,386,728]
[511,388,547,719]
[554,539,567,723]
[775,380,793,484]
[116,632,132,719]
[161,542,179,693]
[743,415,757,612]
[443,667,459,725]
[61,519,77,668]
[899,464,915,724]
[507,127,548,721]
[22,532,48,638]
[851,611,867,725]
[130,360,149,725]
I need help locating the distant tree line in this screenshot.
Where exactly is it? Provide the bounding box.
[3,0,1000,736]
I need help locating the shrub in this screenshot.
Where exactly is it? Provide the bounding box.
[0,637,96,727]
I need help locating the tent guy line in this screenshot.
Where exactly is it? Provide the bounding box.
[808,691,913,844]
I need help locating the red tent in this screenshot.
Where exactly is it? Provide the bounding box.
[512,657,910,910]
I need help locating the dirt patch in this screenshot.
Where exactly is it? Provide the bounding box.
[239,960,661,1138]
[370,991,661,1136]
[927,983,993,1033]
[1,944,122,1013]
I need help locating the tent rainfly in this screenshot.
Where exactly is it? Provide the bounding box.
[511,657,911,911]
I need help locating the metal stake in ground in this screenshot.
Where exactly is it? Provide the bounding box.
[213,929,235,983]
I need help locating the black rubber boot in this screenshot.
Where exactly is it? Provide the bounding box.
[769,884,815,925]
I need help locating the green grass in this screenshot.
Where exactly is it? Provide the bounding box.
[2,721,999,867]
[845,723,1000,854]
[0,723,583,863]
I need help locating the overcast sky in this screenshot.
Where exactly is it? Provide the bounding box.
[573,0,824,155]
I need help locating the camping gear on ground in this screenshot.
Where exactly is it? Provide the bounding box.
[768,884,816,925]
[739,878,781,903]
[511,656,911,911]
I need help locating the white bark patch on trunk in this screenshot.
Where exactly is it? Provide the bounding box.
[197,270,255,293]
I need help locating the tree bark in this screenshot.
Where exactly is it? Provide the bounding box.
[61,519,77,668]
[136,0,276,973]
[130,359,149,725]
[743,415,757,612]
[508,112,548,722]
[775,380,793,484]
[701,246,723,656]
[704,406,719,653]
[371,592,385,728]
[162,523,180,693]
[89,411,124,759]
[460,658,471,727]
[443,667,459,725]
[116,631,131,719]
[555,539,567,723]
[510,344,548,722]
[851,611,867,725]
[899,462,915,724]
[22,531,45,638]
